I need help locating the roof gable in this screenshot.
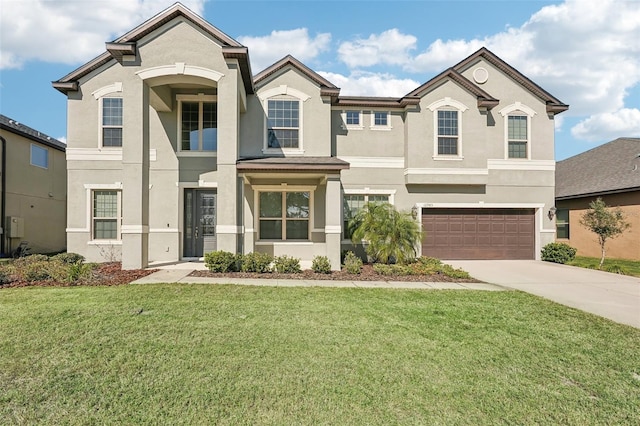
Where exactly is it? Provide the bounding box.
[53,2,253,94]
[406,68,499,110]
[253,55,340,98]
[453,47,568,115]
[556,138,640,199]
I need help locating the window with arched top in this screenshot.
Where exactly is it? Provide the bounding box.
[499,102,536,159]
[427,98,468,160]
[92,83,124,148]
[258,85,310,154]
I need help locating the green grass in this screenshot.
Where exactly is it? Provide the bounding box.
[568,256,640,277]
[1,285,639,424]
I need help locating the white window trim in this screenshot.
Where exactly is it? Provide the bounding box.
[341,110,364,130]
[253,185,315,241]
[30,144,48,169]
[98,96,123,149]
[342,189,395,242]
[176,93,218,157]
[499,102,536,160]
[369,111,392,131]
[92,82,122,100]
[428,97,468,160]
[84,183,123,243]
[259,85,309,155]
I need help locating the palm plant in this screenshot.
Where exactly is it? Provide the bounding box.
[349,202,423,264]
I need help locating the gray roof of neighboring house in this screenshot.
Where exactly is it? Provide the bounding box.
[0,114,66,151]
[556,137,640,200]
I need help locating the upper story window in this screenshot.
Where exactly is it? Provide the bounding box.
[101,97,123,147]
[178,94,217,153]
[370,111,391,130]
[30,144,48,169]
[499,102,536,160]
[346,111,360,126]
[507,115,528,158]
[259,191,310,240]
[428,98,468,160]
[267,99,299,149]
[437,110,459,155]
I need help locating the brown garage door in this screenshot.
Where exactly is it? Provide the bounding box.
[422,208,535,260]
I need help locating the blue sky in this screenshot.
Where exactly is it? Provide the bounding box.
[1,0,639,160]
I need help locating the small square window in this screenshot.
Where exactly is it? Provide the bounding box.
[30,144,48,168]
[346,111,360,125]
[374,112,388,126]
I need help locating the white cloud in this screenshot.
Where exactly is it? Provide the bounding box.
[57,136,67,144]
[571,108,640,142]
[317,71,419,97]
[238,29,331,73]
[337,29,416,68]
[0,0,205,69]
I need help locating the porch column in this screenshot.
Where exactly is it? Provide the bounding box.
[121,82,150,269]
[215,67,239,252]
[325,176,342,270]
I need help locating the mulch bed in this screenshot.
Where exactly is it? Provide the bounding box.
[0,262,157,289]
[189,264,480,283]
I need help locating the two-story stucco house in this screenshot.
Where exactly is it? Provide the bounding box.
[0,115,67,256]
[53,3,567,270]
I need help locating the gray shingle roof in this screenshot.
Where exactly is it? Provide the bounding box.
[0,114,66,151]
[556,137,640,199]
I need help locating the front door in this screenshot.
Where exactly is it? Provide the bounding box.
[184,189,217,257]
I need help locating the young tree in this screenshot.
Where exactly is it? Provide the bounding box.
[580,197,631,269]
[349,202,423,264]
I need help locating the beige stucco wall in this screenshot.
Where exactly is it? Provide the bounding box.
[556,192,640,260]
[0,129,66,255]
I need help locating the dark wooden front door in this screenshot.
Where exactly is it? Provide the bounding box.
[184,189,217,257]
[421,208,535,260]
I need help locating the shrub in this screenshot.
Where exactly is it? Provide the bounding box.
[343,251,363,274]
[373,264,411,276]
[311,256,332,274]
[241,252,273,273]
[51,252,85,264]
[604,264,628,275]
[408,257,442,275]
[0,268,12,285]
[64,262,94,283]
[541,242,577,264]
[23,261,52,281]
[273,255,302,274]
[437,264,471,280]
[204,250,237,273]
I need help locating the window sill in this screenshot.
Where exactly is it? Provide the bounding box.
[255,241,312,245]
[369,126,392,131]
[432,156,464,161]
[341,125,364,131]
[176,151,217,158]
[88,240,122,245]
[262,148,305,156]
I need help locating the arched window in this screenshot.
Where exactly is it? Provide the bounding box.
[499,102,536,159]
[427,97,468,160]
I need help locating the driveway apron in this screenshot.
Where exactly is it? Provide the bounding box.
[446,260,640,328]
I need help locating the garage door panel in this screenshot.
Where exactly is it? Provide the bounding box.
[422,208,535,260]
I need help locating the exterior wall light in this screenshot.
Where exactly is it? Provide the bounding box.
[411,205,418,220]
[548,206,557,220]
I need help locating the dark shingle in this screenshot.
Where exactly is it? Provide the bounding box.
[0,114,66,151]
[556,138,640,199]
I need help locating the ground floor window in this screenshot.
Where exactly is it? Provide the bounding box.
[259,191,310,240]
[556,208,569,239]
[92,190,122,240]
[343,194,390,239]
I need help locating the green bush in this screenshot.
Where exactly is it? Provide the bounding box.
[373,263,411,276]
[311,256,332,274]
[241,252,273,273]
[343,251,363,274]
[23,261,52,282]
[273,255,302,274]
[204,250,237,273]
[0,268,12,285]
[64,262,94,283]
[541,242,577,264]
[437,264,471,280]
[51,252,85,264]
[408,257,442,275]
[604,264,628,275]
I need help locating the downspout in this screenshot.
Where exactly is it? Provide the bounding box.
[0,136,6,256]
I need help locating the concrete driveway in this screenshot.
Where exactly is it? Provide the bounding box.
[446,260,640,328]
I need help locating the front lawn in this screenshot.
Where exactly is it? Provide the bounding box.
[568,256,640,277]
[1,285,639,424]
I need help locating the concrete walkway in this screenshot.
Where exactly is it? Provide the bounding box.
[447,260,640,328]
[131,262,503,291]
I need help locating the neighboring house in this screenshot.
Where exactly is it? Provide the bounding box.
[52,3,567,269]
[0,114,67,256]
[555,137,640,260]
